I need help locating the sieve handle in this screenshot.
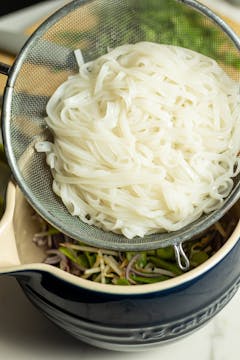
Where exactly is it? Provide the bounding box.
[0,62,11,76]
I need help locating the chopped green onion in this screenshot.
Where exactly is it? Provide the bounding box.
[149,256,183,275]
[115,278,130,286]
[156,247,175,261]
[190,251,209,267]
[33,207,236,285]
[130,274,170,284]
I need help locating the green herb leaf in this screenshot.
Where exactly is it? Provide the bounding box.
[190,251,209,267]
[115,278,130,285]
[149,256,183,275]
[156,247,175,261]
[59,247,89,269]
[130,274,170,284]
[136,252,147,268]
[85,251,97,268]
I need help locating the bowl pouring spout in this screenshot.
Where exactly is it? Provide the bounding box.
[0,181,21,271]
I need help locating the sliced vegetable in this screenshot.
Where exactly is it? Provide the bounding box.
[33,211,236,285]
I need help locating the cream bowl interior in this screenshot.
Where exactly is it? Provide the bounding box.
[2,183,240,295]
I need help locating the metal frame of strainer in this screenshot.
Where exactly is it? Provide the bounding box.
[0,0,240,271]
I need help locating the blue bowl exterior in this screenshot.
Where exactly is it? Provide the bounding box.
[13,237,240,350]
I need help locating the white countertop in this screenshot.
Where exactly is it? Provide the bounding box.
[0,275,239,360]
[0,1,239,359]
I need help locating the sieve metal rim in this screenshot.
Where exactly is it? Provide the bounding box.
[1,0,240,252]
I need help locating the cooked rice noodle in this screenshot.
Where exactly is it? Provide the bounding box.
[36,42,240,239]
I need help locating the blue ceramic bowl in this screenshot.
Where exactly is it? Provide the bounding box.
[0,182,240,351]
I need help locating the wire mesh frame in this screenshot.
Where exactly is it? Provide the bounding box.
[1,0,240,251]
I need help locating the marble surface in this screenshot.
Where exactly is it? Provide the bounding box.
[0,1,239,359]
[0,275,239,360]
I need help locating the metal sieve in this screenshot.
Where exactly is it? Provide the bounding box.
[0,0,240,266]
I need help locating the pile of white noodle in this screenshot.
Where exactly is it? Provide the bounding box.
[36,42,240,239]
